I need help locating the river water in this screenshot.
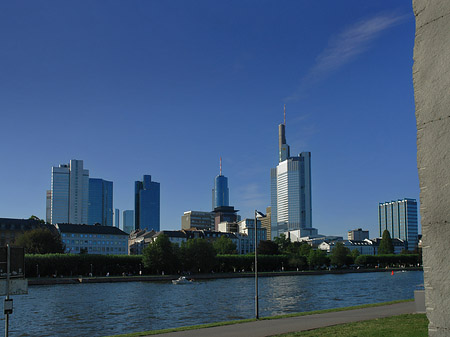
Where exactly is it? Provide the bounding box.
[2,271,423,337]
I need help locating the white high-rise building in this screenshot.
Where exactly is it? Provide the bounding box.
[50,159,89,225]
[271,106,314,240]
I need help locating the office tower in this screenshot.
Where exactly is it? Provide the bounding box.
[88,178,113,226]
[378,198,419,251]
[46,190,51,223]
[123,210,135,234]
[212,157,230,210]
[271,106,313,240]
[135,175,160,231]
[113,208,120,228]
[50,159,89,225]
[182,211,214,230]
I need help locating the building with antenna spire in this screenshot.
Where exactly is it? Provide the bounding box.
[212,157,230,209]
[271,105,315,240]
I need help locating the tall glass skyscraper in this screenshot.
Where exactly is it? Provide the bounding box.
[271,107,312,239]
[135,175,160,231]
[123,210,135,234]
[88,178,113,226]
[212,158,230,209]
[50,159,89,224]
[378,198,418,251]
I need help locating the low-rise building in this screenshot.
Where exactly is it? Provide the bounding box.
[318,238,407,255]
[128,229,156,254]
[348,228,369,241]
[56,223,128,255]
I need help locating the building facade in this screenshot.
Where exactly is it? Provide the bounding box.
[56,223,128,255]
[135,175,160,231]
[0,218,56,246]
[88,178,113,226]
[181,211,214,230]
[260,206,272,241]
[123,210,135,234]
[238,219,267,253]
[378,198,419,251]
[271,108,313,240]
[348,228,369,241]
[50,159,89,225]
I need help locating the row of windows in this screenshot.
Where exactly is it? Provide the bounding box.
[62,233,124,239]
[68,246,126,253]
[63,239,126,246]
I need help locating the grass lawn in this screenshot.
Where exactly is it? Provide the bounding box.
[277,314,428,337]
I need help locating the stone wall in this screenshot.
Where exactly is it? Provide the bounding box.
[413,1,450,335]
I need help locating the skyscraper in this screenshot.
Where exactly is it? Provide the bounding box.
[212,157,229,209]
[88,178,113,226]
[123,210,135,234]
[135,175,160,231]
[378,198,418,251]
[271,106,313,240]
[50,159,89,224]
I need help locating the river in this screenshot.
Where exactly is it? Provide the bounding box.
[1,271,423,337]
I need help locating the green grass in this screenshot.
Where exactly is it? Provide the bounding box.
[106,299,413,337]
[277,314,428,337]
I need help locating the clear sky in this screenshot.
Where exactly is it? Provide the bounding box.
[0,1,419,238]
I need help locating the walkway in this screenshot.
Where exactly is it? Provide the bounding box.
[148,301,416,337]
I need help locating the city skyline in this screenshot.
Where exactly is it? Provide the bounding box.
[0,1,419,239]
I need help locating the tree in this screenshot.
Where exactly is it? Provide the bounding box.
[351,248,360,262]
[273,234,291,253]
[213,236,237,254]
[14,228,65,254]
[330,242,352,268]
[308,249,329,269]
[257,240,279,255]
[378,230,394,255]
[29,215,45,224]
[142,234,179,274]
[180,238,216,273]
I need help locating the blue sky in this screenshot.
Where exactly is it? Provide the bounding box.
[0,1,419,238]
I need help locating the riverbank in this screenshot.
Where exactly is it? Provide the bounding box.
[28,267,422,285]
[107,300,420,337]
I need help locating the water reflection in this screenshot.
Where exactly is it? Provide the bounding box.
[1,271,423,337]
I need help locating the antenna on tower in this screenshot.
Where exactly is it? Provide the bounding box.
[284,104,286,125]
[220,157,222,175]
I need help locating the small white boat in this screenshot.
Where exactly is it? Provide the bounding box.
[172,276,192,285]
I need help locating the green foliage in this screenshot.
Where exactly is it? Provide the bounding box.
[355,254,420,267]
[215,254,289,272]
[351,249,360,260]
[378,230,394,255]
[273,234,291,253]
[14,228,65,254]
[29,215,45,223]
[142,234,179,274]
[181,238,216,273]
[330,242,353,268]
[25,254,143,277]
[308,249,329,268]
[213,236,237,254]
[257,240,279,255]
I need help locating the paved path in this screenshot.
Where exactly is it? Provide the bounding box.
[147,301,416,337]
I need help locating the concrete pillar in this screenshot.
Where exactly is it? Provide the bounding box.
[413,1,450,335]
